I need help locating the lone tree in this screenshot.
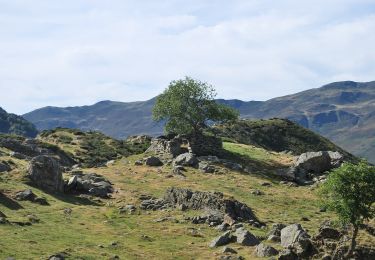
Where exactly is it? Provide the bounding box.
[318,161,375,257]
[152,77,239,135]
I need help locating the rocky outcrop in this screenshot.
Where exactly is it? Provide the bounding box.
[146,135,187,160]
[0,137,75,166]
[280,224,310,248]
[28,155,64,193]
[65,172,113,198]
[281,151,344,184]
[163,187,260,223]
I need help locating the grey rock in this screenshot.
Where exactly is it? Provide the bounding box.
[173,153,199,168]
[15,189,36,201]
[234,227,259,246]
[28,155,64,193]
[268,234,281,242]
[145,156,163,166]
[280,224,309,248]
[255,243,279,257]
[216,223,230,232]
[134,160,143,166]
[10,151,27,159]
[209,231,233,247]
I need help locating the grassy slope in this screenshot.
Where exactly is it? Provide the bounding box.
[1,142,374,259]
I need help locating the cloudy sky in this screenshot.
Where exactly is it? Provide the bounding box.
[1,0,375,114]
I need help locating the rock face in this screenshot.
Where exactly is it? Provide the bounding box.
[65,172,113,198]
[28,155,64,193]
[146,135,187,159]
[164,187,260,223]
[280,224,309,248]
[283,151,344,184]
[255,243,279,257]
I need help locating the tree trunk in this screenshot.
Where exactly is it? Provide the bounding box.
[345,225,359,258]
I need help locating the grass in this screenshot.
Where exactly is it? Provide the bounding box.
[0,139,373,259]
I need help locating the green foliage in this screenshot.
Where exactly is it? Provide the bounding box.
[319,161,375,227]
[152,77,239,135]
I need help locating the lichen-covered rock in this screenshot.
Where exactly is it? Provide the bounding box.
[28,155,64,193]
[173,153,199,168]
[65,172,113,198]
[145,156,163,166]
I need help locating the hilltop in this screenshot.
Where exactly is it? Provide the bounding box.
[0,120,373,259]
[23,81,375,163]
[0,107,38,138]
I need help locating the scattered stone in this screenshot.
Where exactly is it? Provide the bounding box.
[28,155,64,193]
[261,182,272,186]
[219,255,244,260]
[145,156,163,166]
[234,227,259,246]
[106,160,115,167]
[134,160,143,166]
[223,214,236,226]
[10,151,27,160]
[140,198,168,211]
[209,231,234,247]
[255,243,279,257]
[301,217,310,221]
[250,189,264,196]
[26,214,40,223]
[315,226,341,240]
[216,223,230,232]
[222,246,237,254]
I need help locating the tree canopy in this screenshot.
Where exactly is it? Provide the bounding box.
[152,77,239,135]
[318,160,375,256]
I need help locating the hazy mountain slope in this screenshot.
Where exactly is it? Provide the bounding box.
[23,81,375,162]
[0,107,38,137]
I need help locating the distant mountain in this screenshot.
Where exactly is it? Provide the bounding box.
[0,107,38,137]
[23,81,375,162]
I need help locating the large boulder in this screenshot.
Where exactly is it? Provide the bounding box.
[145,156,163,167]
[280,224,309,248]
[163,187,260,223]
[66,172,113,198]
[283,151,344,184]
[173,153,199,168]
[28,155,64,193]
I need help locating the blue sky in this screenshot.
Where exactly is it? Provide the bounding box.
[1,0,375,114]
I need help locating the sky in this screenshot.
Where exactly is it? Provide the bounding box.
[1,0,375,114]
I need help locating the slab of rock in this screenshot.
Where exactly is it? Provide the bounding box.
[199,162,216,173]
[209,231,233,247]
[15,189,36,201]
[28,155,64,193]
[145,156,163,166]
[280,224,309,248]
[234,228,259,246]
[255,243,279,257]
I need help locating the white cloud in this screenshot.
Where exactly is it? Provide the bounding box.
[0,0,374,114]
